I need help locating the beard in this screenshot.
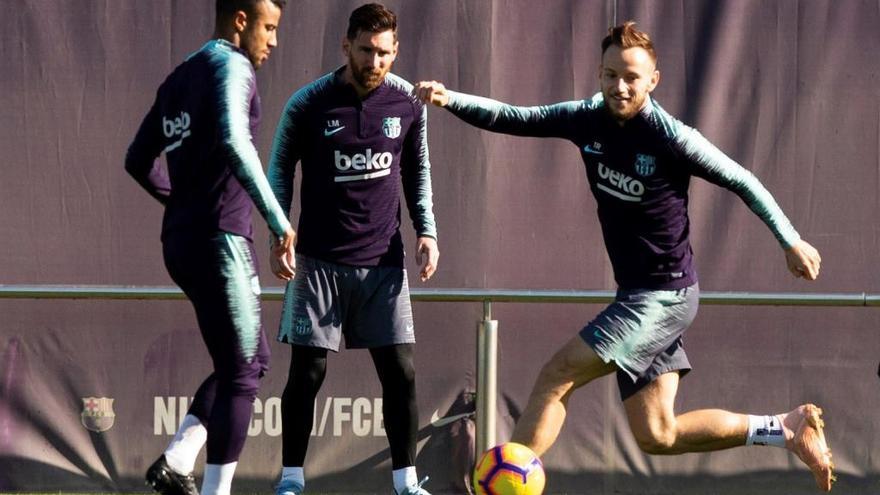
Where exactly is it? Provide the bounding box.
[249,53,265,70]
[602,90,647,122]
[349,55,390,92]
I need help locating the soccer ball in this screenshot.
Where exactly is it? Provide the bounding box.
[473,442,546,495]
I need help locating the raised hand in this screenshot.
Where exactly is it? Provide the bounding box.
[414,81,450,107]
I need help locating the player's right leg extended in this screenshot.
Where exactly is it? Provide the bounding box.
[511,336,616,456]
[623,370,833,491]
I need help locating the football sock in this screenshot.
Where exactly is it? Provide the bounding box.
[746,414,786,447]
[165,414,207,474]
[280,466,305,490]
[393,466,418,494]
[201,462,237,495]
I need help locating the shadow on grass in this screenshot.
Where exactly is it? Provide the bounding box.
[0,457,876,495]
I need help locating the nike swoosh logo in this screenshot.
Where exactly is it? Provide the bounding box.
[324,126,345,137]
[429,409,474,427]
[583,145,603,155]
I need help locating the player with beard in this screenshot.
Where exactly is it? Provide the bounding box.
[416,21,834,492]
[126,1,296,495]
[267,4,438,495]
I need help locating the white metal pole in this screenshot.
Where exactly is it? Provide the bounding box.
[475,300,498,457]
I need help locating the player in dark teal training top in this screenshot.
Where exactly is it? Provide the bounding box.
[416,21,832,493]
[125,2,295,495]
[267,4,436,495]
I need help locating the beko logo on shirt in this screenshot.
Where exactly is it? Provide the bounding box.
[162,111,191,153]
[163,111,191,137]
[333,149,393,183]
[334,149,392,171]
[597,162,645,202]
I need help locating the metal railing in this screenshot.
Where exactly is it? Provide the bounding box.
[2,285,879,306]
[2,284,878,455]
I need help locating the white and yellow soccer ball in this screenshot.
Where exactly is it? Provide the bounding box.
[473,442,546,495]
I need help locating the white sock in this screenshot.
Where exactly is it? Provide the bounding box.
[393,466,418,494]
[164,414,207,474]
[201,462,237,495]
[280,466,305,489]
[746,414,786,448]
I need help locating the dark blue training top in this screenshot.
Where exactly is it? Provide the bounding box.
[444,91,800,290]
[268,68,436,267]
[125,39,290,242]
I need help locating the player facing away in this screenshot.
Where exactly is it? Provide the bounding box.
[416,21,834,492]
[125,1,296,495]
[267,3,439,495]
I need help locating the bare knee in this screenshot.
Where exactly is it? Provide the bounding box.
[537,355,576,383]
[532,356,584,402]
[633,422,678,455]
[624,373,682,455]
[536,340,608,387]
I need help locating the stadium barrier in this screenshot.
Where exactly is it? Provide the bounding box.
[1,284,877,457]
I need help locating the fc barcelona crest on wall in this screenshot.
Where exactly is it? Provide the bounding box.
[81,397,115,432]
[634,153,657,177]
[382,117,401,139]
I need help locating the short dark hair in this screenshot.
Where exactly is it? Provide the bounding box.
[216,0,286,19]
[346,3,397,40]
[601,21,656,63]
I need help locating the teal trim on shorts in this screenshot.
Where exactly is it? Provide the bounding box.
[581,283,699,382]
[218,233,262,361]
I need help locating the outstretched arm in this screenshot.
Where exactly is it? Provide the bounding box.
[668,120,821,280]
[415,80,593,140]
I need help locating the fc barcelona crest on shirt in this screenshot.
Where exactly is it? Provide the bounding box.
[81,396,115,432]
[634,153,657,177]
[382,117,402,139]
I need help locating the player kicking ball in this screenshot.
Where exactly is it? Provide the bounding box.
[416,21,833,492]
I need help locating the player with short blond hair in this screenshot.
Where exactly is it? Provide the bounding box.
[416,20,833,493]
